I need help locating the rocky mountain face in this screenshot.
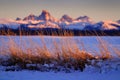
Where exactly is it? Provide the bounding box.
[60,15,73,22]
[23,14,38,21]
[76,16,93,23]
[117,20,120,24]
[22,10,57,22]
[38,10,57,22]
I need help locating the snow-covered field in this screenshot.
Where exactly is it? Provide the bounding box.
[0,36,120,80]
[0,36,120,56]
[0,70,120,80]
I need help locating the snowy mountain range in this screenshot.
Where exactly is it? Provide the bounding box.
[0,10,120,30]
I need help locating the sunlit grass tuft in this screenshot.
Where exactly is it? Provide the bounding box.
[0,35,119,72]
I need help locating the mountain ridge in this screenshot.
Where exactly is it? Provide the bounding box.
[0,10,120,30]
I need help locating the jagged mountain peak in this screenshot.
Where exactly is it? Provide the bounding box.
[23,14,38,21]
[76,16,93,23]
[62,14,72,18]
[16,17,22,21]
[77,16,89,19]
[117,20,120,24]
[41,10,50,14]
[38,10,57,22]
[60,14,73,22]
[0,10,120,31]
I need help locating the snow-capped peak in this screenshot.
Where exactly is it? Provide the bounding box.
[0,10,120,31]
[16,17,22,21]
[23,14,38,21]
[60,14,74,22]
[76,16,93,23]
[117,20,120,24]
[93,20,120,30]
[38,10,57,22]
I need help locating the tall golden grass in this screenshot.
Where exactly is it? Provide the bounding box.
[0,34,120,71]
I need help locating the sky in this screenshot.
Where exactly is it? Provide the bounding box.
[0,0,120,21]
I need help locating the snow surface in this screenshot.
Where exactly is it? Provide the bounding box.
[0,70,120,80]
[0,36,120,80]
[0,36,120,56]
[64,22,92,30]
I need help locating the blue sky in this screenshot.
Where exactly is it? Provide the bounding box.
[0,0,120,21]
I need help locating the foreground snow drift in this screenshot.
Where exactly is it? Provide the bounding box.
[0,70,120,80]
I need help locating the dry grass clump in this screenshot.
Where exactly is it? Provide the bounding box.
[0,45,94,72]
[0,36,119,72]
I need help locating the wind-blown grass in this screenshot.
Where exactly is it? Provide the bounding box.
[0,36,120,72]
